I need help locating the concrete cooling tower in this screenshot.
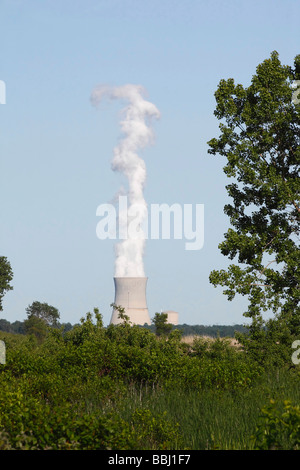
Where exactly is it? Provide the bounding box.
[164,311,179,325]
[110,277,151,325]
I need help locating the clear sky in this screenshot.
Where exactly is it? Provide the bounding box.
[1,0,299,326]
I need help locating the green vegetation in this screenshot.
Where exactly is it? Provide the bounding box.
[152,312,173,337]
[208,51,300,362]
[1,310,300,450]
[0,257,13,312]
[0,316,248,338]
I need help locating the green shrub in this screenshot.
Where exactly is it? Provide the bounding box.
[0,377,183,450]
[0,381,131,449]
[253,399,300,450]
[130,408,183,450]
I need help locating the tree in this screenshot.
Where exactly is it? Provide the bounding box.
[110,303,131,325]
[24,315,48,342]
[207,51,300,356]
[0,318,11,332]
[25,301,60,327]
[152,312,172,337]
[0,257,13,311]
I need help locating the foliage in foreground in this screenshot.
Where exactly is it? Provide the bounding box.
[254,399,300,450]
[0,377,182,450]
[208,51,300,358]
[0,257,13,312]
[1,310,300,450]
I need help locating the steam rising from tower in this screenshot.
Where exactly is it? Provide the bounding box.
[91,84,160,277]
[91,84,160,324]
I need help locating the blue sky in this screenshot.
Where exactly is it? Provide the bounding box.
[1,0,299,326]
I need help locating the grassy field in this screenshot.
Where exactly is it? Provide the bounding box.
[1,322,300,450]
[118,367,300,449]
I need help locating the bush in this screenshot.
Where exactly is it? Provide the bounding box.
[0,374,183,450]
[130,408,183,450]
[253,399,300,450]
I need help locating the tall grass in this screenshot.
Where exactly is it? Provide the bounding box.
[116,367,300,450]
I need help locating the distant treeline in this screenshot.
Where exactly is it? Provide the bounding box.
[0,319,74,335]
[144,323,249,338]
[0,318,249,338]
[178,323,249,338]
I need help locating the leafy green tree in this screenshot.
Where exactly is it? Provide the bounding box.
[0,257,13,311]
[25,301,60,327]
[23,315,48,342]
[10,321,25,335]
[208,52,300,356]
[110,303,131,325]
[0,319,11,332]
[152,312,172,337]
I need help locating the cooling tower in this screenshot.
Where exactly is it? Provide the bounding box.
[110,277,151,325]
[164,311,179,325]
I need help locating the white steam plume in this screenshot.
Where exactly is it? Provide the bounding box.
[91,84,160,277]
